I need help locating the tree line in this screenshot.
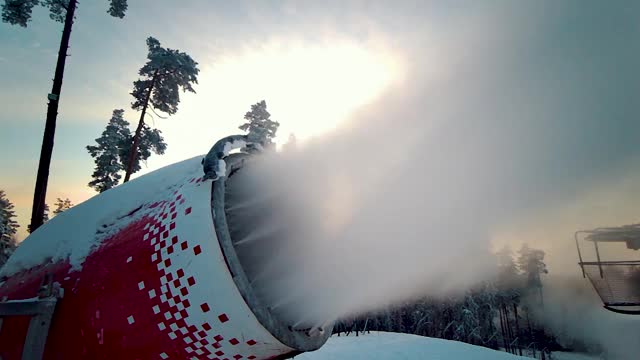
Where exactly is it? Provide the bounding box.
[0,191,73,265]
[2,1,198,233]
[332,244,579,359]
[0,98,281,266]
[3,0,128,234]
[1,0,282,231]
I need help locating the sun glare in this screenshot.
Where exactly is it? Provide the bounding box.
[171,39,402,147]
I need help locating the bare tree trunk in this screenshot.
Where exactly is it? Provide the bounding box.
[503,304,516,354]
[30,0,78,233]
[538,285,544,308]
[527,308,536,358]
[123,70,159,182]
[513,304,523,356]
[499,306,509,353]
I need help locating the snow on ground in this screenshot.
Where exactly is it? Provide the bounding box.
[296,332,602,360]
[296,332,530,360]
[552,352,601,360]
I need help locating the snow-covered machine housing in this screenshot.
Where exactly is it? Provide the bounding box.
[575,224,640,315]
[0,135,331,359]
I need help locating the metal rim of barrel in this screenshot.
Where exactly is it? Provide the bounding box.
[209,140,332,353]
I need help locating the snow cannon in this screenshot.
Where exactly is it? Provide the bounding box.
[0,135,331,359]
[575,224,640,315]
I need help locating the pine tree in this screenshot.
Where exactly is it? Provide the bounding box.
[0,190,19,265]
[0,190,19,239]
[516,244,548,288]
[239,100,280,150]
[87,109,131,193]
[2,0,128,233]
[0,233,16,267]
[88,109,166,192]
[496,246,521,290]
[123,37,199,182]
[2,0,127,25]
[53,197,73,215]
[119,124,167,176]
[516,244,548,306]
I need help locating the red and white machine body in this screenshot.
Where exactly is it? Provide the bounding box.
[0,139,329,359]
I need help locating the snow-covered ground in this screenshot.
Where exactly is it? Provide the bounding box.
[552,352,601,360]
[297,332,527,359]
[296,332,600,360]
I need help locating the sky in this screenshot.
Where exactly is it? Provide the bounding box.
[0,0,403,239]
[2,1,640,354]
[1,0,640,280]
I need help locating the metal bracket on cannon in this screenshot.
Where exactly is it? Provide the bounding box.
[0,274,63,360]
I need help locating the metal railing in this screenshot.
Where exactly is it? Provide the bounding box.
[580,261,640,314]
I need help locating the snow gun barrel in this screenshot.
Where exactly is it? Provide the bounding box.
[0,135,331,360]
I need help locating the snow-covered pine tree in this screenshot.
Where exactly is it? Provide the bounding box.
[118,124,167,175]
[0,233,16,267]
[2,0,128,233]
[516,244,548,306]
[0,190,19,266]
[88,109,167,191]
[239,100,280,151]
[123,36,199,182]
[496,246,521,290]
[87,109,131,193]
[2,0,127,26]
[516,245,548,287]
[53,197,73,215]
[474,282,500,348]
[0,190,19,238]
